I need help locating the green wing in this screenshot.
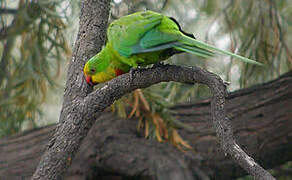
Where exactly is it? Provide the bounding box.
[131,26,215,59]
[110,12,214,58]
[108,11,262,66]
[108,11,164,57]
[131,29,178,53]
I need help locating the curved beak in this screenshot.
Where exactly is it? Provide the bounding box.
[85,75,96,86]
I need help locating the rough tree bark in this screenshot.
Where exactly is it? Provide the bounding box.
[31,0,111,179]
[0,71,291,180]
[5,0,275,179]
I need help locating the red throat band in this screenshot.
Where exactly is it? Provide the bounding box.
[115,69,125,76]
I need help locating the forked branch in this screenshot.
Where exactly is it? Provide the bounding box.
[32,64,275,180]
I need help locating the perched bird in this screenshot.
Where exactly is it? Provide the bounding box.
[84,11,262,85]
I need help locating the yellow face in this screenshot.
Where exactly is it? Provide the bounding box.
[83,62,116,85]
[91,69,116,83]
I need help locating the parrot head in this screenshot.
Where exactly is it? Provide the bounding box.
[83,61,98,86]
[83,54,122,86]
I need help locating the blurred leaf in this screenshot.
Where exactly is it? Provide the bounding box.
[0,0,71,136]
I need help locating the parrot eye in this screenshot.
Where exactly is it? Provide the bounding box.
[89,68,96,74]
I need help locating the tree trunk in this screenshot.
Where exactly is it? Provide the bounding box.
[1,71,291,180]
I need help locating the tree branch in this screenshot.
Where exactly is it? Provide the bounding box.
[32,64,276,179]
[31,0,276,179]
[31,0,111,179]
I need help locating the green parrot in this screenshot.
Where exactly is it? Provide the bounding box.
[84,11,262,85]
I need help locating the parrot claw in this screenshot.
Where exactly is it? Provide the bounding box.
[129,67,137,81]
[223,81,230,97]
[153,61,165,68]
[223,81,231,87]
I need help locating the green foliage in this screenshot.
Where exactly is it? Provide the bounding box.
[0,0,70,136]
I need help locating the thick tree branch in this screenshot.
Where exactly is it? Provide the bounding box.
[31,0,111,179]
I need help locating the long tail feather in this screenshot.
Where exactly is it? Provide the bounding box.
[174,44,215,58]
[181,36,263,66]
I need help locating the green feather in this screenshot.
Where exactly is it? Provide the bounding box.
[181,36,263,66]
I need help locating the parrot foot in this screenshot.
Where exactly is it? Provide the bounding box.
[129,67,137,81]
[223,81,231,87]
[153,61,165,68]
[223,81,230,97]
